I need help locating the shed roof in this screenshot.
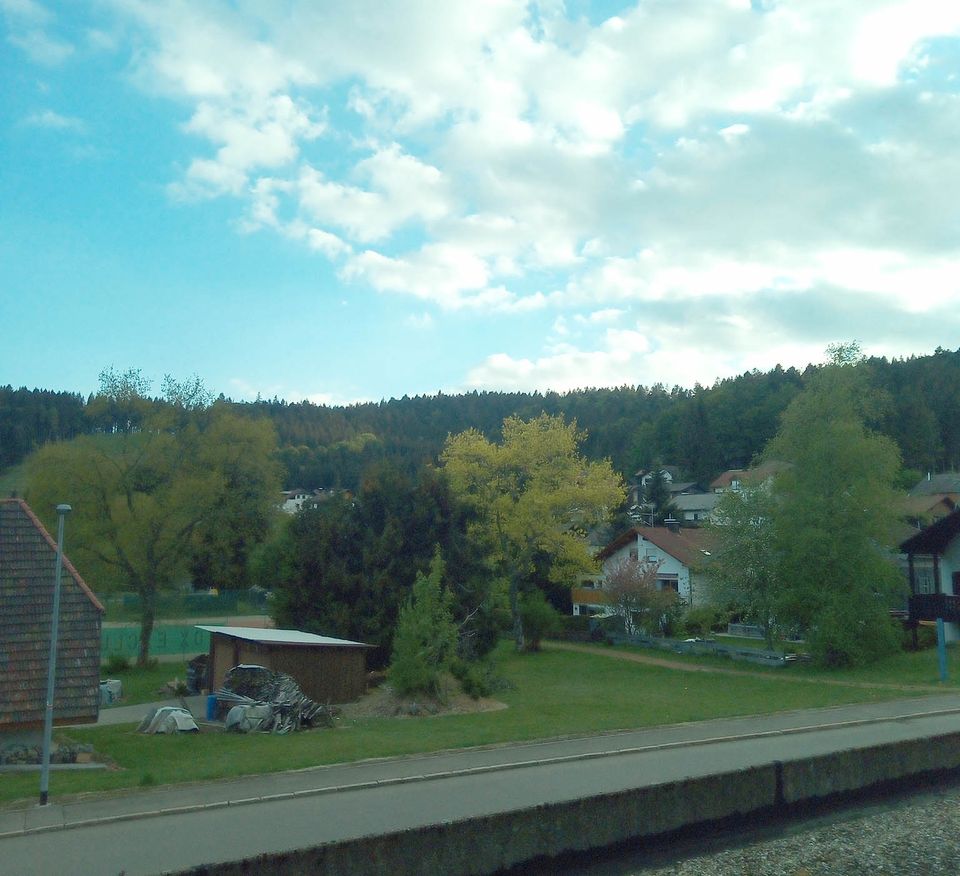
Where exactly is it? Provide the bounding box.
[197,626,370,647]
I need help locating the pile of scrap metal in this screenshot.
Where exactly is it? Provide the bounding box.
[216,664,337,734]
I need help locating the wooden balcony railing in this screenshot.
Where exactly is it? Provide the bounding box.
[908,593,960,624]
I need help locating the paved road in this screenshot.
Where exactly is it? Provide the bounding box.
[3,695,960,875]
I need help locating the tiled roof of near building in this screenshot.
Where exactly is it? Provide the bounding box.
[0,498,104,730]
[900,509,960,555]
[196,626,371,647]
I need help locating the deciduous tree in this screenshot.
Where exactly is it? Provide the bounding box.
[604,557,676,636]
[767,343,905,666]
[26,372,281,664]
[707,485,780,649]
[441,414,625,651]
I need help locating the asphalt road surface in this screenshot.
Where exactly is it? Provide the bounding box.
[3,702,960,876]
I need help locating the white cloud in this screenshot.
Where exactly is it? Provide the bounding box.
[8,28,72,64]
[293,146,451,243]
[99,0,960,389]
[404,312,434,330]
[228,377,368,407]
[22,109,84,130]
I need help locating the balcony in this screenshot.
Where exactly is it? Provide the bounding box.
[908,593,960,624]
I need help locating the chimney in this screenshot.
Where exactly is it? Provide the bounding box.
[665,517,680,534]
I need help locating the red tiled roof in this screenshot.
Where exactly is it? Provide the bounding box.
[0,498,103,730]
[598,526,715,568]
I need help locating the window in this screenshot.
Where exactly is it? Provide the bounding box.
[915,566,935,595]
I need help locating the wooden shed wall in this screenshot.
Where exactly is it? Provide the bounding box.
[269,646,367,704]
[208,637,367,703]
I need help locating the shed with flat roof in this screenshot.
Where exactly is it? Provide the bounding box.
[197,626,371,703]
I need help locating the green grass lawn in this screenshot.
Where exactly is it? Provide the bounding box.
[0,463,26,497]
[614,638,960,688]
[1,644,935,809]
[100,661,191,707]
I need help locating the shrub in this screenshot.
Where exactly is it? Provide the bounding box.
[519,589,562,651]
[901,622,938,651]
[389,551,457,697]
[450,657,507,699]
[102,653,131,675]
[682,606,727,638]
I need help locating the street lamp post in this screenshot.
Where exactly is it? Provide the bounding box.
[39,503,71,807]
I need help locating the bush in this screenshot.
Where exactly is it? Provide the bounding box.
[389,552,457,697]
[519,589,562,651]
[564,614,592,634]
[102,653,131,675]
[902,622,938,651]
[450,657,510,699]
[682,606,728,638]
[807,603,900,668]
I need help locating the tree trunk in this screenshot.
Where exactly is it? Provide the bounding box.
[509,576,525,652]
[137,582,157,667]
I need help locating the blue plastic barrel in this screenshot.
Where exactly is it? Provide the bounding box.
[206,694,218,721]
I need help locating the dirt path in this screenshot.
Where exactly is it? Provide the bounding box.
[546,641,949,693]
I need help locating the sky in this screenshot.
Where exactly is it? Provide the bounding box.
[2,1,960,406]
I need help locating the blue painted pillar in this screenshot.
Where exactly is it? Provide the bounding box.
[937,617,948,682]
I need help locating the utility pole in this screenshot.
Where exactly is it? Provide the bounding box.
[39,503,71,807]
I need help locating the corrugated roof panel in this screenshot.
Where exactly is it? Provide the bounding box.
[195,626,370,647]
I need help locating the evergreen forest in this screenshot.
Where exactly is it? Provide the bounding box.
[3,346,960,490]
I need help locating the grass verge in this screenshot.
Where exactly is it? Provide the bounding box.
[1,644,935,809]
[612,639,960,688]
[100,661,191,708]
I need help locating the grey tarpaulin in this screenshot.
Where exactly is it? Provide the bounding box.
[137,706,200,734]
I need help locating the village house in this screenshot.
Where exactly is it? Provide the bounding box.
[571,524,714,617]
[0,498,104,733]
[901,508,960,643]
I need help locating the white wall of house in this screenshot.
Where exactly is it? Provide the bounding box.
[602,534,692,602]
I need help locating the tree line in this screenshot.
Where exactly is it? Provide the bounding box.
[4,347,960,489]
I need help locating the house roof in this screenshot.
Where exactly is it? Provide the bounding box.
[901,494,957,518]
[598,526,715,568]
[671,493,721,512]
[710,469,745,489]
[710,460,790,490]
[196,626,371,648]
[0,498,104,729]
[908,473,960,497]
[900,509,960,555]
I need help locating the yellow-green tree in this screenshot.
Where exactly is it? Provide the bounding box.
[26,374,281,665]
[441,414,624,650]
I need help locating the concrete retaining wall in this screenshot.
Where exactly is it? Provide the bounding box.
[186,731,960,876]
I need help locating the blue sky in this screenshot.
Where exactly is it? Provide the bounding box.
[2,1,960,405]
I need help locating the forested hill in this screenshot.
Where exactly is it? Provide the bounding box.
[3,347,960,489]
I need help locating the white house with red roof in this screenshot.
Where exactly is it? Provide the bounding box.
[571,524,715,617]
